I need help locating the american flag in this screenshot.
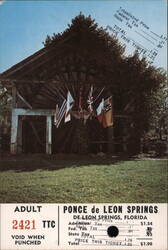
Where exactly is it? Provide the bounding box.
[54,99,67,128]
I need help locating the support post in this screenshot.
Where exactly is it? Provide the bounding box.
[107,94,114,154]
[10,85,18,154]
[123,136,127,153]
[17,116,22,153]
[12,85,17,108]
[108,126,114,154]
[46,115,52,154]
[10,112,18,154]
[122,119,128,153]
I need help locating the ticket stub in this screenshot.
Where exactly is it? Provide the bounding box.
[0,203,167,249]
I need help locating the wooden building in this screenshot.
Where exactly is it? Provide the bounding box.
[0,15,136,155]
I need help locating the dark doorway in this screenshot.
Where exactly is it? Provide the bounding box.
[22,116,46,153]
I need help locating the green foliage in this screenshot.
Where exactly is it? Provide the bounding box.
[43,14,167,147]
[0,83,11,151]
[0,14,165,154]
[147,77,168,140]
[0,83,11,128]
[43,13,125,63]
[115,52,167,143]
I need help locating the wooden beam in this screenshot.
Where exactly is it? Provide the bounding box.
[10,109,55,154]
[10,85,19,154]
[107,126,114,154]
[2,49,47,77]
[46,116,52,154]
[17,117,23,154]
[12,108,55,116]
[114,115,130,118]
[0,78,47,84]
[123,136,128,153]
[12,86,17,108]
[10,111,18,154]
[17,91,33,109]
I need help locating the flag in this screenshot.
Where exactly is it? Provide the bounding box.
[87,85,94,113]
[65,91,74,123]
[54,100,66,128]
[96,98,104,124]
[96,96,113,128]
[103,96,113,128]
[97,98,104,116]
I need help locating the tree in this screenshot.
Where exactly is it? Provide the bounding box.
[0,83,11,127]
[0,83,11,151]
[43,13,125,58]
[148,74,168,140]
[43,14,167,154]
[43,13,126,153]
[123,53,167,151]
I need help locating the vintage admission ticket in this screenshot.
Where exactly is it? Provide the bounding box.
[0,203,167,249]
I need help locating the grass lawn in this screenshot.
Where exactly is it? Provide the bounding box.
[0,155,167,203]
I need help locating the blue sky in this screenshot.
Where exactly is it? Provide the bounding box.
[0,0,167,73]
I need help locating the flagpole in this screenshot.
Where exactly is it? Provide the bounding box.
[107,95,114,154]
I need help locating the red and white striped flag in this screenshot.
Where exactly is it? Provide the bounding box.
[54,99,67,128]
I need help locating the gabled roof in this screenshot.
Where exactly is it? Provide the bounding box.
[0,34,75,85]
[0,14,123,109]
[0,14,123,86]
[0,47,46,79]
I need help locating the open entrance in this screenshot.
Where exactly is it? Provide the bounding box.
[21,116,111,154]
[22,116,46,153]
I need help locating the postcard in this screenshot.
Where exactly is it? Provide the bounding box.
[0,0,167,249]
